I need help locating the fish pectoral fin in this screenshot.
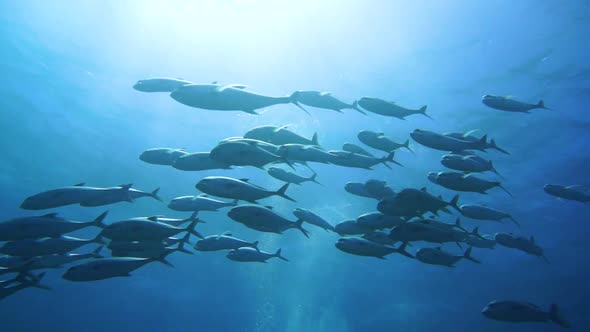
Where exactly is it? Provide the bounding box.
[242,109,259,115]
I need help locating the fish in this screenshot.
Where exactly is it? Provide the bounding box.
[290,90,365,114]
[334,220,372,236]
[0,273,49,300]
[342,143,375,157]
[411,129,487,152]
[172,152,233,171]
[62,251,174,281]
[228,205,309,237]
[416,246,480,267]
[209,141,290,169]
[544,184,590,204]
[170,84,309,115]
[276,144,337,164]
[389,221,478,245]
[482,95,550,113]
[195,232,259,251]
[226,247,288,263]
[335,237,413,259]
[196,176,295,203]
[79,184,163,207]
[100,216,202,241]
[355,212,405,230]
[460,204,519,227]
[109,233,192,258]
[139,148,188,166]
[24,246,104,270]
[464,235,496,249]
[428,172,512,196]
[20,184,109,210]
[357,97,430,119]
[0,211,107,241]
[133,78,192,92]
[440,153,501,176]
[267,167,320,186]
[243,125,319,146]
[168,194,238,213]
[494,233,548,261]
[482,301,570,328]
[377,188,460,218]
[328,150,401,169]
[357,130,413,154]
[0,235,105,257]
[444,131,510,155]
[292,208,335,232]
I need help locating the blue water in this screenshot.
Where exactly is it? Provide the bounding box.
[1,1,589,331]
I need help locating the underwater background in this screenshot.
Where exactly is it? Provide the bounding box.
[0,0,589,331]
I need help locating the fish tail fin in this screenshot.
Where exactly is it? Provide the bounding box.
[311,132,320,146]
[479,134,488,149]
[419,105,432,119]
[489,161,504,178]
[27,272,51,290]
[538,100,551,110]
[396,242,414,258]
[175,232,194,255]
[275,183,296,202]
[470,226,485,240]
[383,151,403,167]
[294,219,310,238]
[251,241,260,251]
[352,100,367,115]
[488,139,510,155]
[91,246,104,259]
[496,182,513,197]
[403,139,415,154]
[93,234,106,245]
[93,211,109,228]
[151,187,163,202]
[309,172,322,186]
[549,304,570,328]
[152,249,175,268]
[290,98,311,116]
[274,248,289,261]
[185,219,204,239]
[463,247,481,264]
[449,194,461,212]
[509,215,521,228]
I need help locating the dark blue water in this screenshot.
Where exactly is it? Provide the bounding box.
[1,1,589,331]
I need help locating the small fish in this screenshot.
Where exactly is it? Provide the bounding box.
[226,247,288,263]
[482,95,550,113]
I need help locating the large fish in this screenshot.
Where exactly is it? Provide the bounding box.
[293,208,335,232]
[335,237,412,259]
[357,97,430,119]
[428,172,512,196]
[228,205,309,237]
[226,247,288,263]
[482,95,550,113]
[0,211,107,241]
[168,194,237,213]
[290,90,365,114]
[195,232,259,251]
[357,130,413,154]
[196,176,295,203]
[139,148,188,166]
[172,152,233,171]
[170,84,309,115]
[244,125,319,146]
[544,184,590,204]
[411,129,487,152]
[416,246,480,267]
[482,301,569,328]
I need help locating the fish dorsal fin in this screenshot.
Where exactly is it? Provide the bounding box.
[42,213,59,218]
[216,84,247,92]
[221,231,232,236]
[119,184,133,190]
[74,183,86,186]
[274,124,291,132]
[388,100,397,105]
[462,129,481,138]
[320,92,332,96]
[420,187,427,192]
[239,178,249,182]
[265,206,274,210]
[198,193,209,198]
